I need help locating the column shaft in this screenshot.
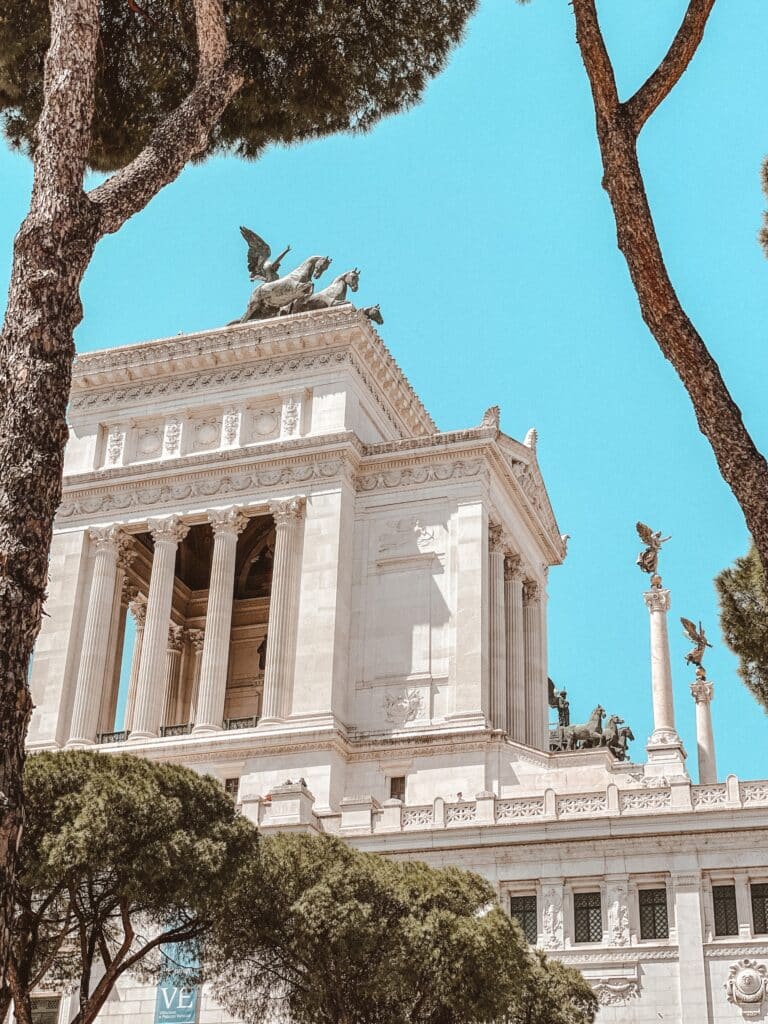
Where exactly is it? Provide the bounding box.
[691,680,717,784]
[130,517,188,740]
[523,579,547,750]
[161,626,185,729]
[643,586,685,773]
[489,526,507,732]
[261,498,306,723]
[193,508,246,734]
[505,556,525,743]
[186,630,205,723]
[67,527,124,746]
[123,593,146,732]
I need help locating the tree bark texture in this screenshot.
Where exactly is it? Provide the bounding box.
[0,0,241,989]
[571,0,768,578]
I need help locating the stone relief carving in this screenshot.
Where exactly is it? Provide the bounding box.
[592,979,639,1006]
[556,794,607,816]
[541,888,564,950]
[384,689,423,725]
[742,784,768,805]
[378,518,438,558]
[163,416,182,457]
[192,417,222,451]
[619,789,672,811]
[725,959,768,1017]
[281,397,300,436]
[495,798,545,820]
[607,886,630,947]
[249,407,280,441]
[357,459,486,493]
[135,425,162,459]
[222,408,239,445]
[105,424,126,466]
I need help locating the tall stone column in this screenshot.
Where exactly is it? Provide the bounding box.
[186,628,205,723]
[489,525,507,733]
[130,516,188,741]
[523,578,547,750]
[643,585,686,775]
[98,545,136,736]
[691,678,717,785]
[67,526,125,747]
[505,554,526,743]
[161,625,185,729]
[260,498,306,725]
[193,507,247,734]
[123,592,147,732]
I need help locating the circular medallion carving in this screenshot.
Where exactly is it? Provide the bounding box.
[254,411,278,436]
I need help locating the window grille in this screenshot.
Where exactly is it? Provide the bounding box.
[389,776,406,801]
[510,895,538,945]
[224,777,240,801]
[713,884,739,937]
[639,888,669,940]
[574,891,602,944]
[31,996,61,1024]
[752,883,768,935]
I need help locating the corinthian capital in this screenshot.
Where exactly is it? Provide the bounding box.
[504,553,523,581]
[690,680,714,704]
[489,522,506,553]
[522,578,541,605]
[269,497,306,527]
[148,515,189,546]
[643,588,671,614]
[208,506,247,537]
[88,524,125,555]
[128,592,147,626]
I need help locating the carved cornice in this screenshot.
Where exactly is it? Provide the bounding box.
[70,308,436,438]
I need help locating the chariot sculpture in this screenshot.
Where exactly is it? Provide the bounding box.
[232,226,383,325]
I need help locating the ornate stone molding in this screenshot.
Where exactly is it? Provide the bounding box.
[553,949,677,965]
[592,979,639,1006]
[643,588,671,613]
[356,458,486,493]
[706,946,768,959]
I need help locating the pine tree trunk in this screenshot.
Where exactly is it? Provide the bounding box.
[573,0,768,576]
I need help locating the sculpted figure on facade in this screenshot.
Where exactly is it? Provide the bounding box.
[239,226,291,283]
[607,885,630,947]
[282,269,360,316]
[541,888,563,950]
[236,254,332,323]
[636,521,670,577]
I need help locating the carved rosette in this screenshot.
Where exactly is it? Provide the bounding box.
[148,515,189,546]
[269,497,306,527]
[691,679,714,704]
[725,959,768,1017]
[643,588,671,614]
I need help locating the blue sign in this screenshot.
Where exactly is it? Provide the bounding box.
[154,981,199,1024]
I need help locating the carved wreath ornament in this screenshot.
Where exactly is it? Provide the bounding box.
[384,689,422,725]
[726,959,768,1018]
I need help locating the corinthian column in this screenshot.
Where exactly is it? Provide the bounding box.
[505,553,525,743]
[643,585,686,774]
[193,507,247,734]
[523,577,547,750]
[67,526,125,747]
[130,516,188,741]
[489,524,507,733]
[161,625,185,729]
[260,498,306,725]
[691,678,717,785]
[186,628,205,722]
[123,592,146,732]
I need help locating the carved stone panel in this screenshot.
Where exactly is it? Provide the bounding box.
[725,959,768,1018]
[244,404,281,444]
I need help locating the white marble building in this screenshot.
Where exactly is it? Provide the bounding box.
[28,306,768,1024]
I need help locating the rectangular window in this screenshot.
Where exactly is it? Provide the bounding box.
[224,777,240,800]
[639,888,669,940]
[510,895,538,945]
[752,883,768,935]
[31,996,61,1024]
[713,884,739,937]
[389,776,406,801]
[574,891,602,944]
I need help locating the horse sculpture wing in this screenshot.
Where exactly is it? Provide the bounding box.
[636,521,655,545]
[240,226,271,278]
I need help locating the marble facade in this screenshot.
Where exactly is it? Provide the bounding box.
[29,306,768,1024]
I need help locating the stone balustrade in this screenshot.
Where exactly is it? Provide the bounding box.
[241,774,768,834]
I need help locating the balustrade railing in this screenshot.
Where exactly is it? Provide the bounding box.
[160,723,192,737]
[97,729,130,744]
[224,716,259,730]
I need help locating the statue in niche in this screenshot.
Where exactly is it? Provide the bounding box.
[635,521,671,577]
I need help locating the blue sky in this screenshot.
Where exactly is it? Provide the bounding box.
[3,0,767,780]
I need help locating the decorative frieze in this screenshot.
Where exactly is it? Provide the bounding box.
[592,979,639,1007]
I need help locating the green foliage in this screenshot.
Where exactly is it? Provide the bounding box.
[0,0,477,172]
[8,751,255,1024]
[514,952,598,1024]
[716,543,768,712]
[209,832,596,1024]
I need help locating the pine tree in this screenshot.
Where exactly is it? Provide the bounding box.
[716,544,768,713]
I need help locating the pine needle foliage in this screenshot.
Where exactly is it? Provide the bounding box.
[208,831,597,1024]
[4,751,255,1024]
[716,543,768,713]
[0,0,478,172]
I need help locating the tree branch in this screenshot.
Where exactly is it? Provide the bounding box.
[89,0,243,236]
[570,0,621,125]
[625,0,716,135]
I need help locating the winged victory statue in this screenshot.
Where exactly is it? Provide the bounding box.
[680,618,712,671]
[635,521,671,576]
